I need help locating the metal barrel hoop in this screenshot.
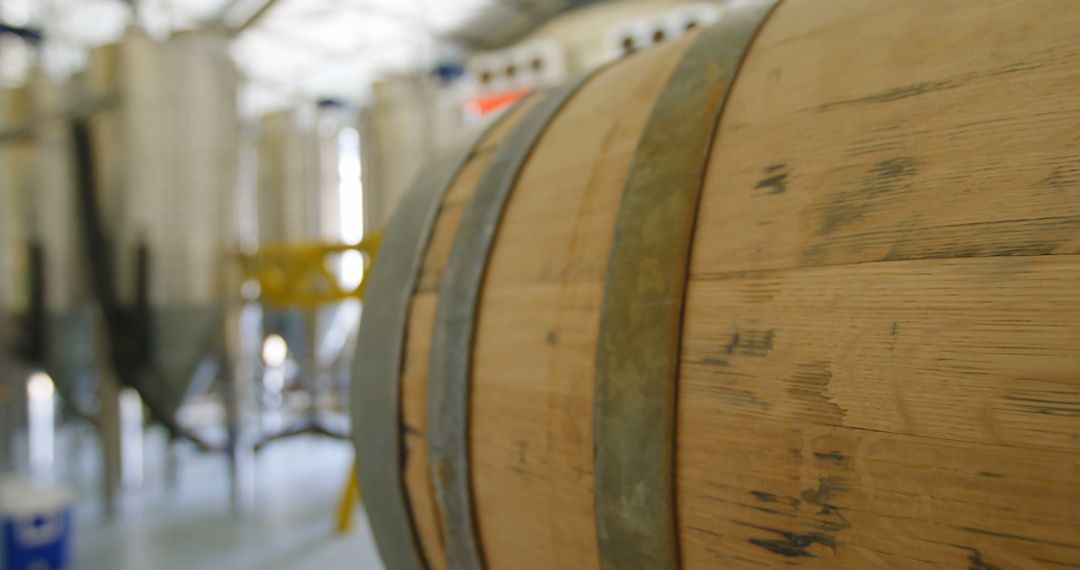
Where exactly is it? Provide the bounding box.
[593,3,780,569]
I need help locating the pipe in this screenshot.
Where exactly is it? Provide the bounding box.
[0,22,43,45]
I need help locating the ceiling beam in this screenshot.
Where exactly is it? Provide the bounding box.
[215,0,283,35]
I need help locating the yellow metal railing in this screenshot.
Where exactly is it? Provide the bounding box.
[236,234,382,308]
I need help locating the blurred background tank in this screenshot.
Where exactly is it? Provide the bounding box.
[255,107,322,244]
[244,100,368,445]
[32,75,98,423]
[79,27,240,438]
[0,84,34,475]
[0,85,32,324]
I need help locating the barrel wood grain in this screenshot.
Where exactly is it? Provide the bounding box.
[676,408,1080,568]
[691,0,1080,277]
[681,256,1080,450]
[678,256,1080,567]
[679,0,1080,567]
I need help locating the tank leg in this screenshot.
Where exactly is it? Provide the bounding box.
[164,432,180,491]
[97,366,122,519]
[119,387,144,490]
[93,306,127,520]
[0,338,16,474]
[224,301,259,514]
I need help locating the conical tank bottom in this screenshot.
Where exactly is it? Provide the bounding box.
[142,303,224,420]
[43,309,99,419]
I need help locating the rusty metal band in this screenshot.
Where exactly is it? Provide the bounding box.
[593,3,778,570]
[427,72,597,570]
[351,109,520,570]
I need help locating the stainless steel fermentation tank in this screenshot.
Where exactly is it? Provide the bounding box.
[248,104,364,440]
[0,78,96,421]
[79,27,240,433]
[0,85,35,470]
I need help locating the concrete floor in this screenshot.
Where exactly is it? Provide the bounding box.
[72,435,385,570]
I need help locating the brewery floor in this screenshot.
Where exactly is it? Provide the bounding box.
[72,434,385,570]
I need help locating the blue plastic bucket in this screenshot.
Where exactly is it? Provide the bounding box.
[0,480,72,570]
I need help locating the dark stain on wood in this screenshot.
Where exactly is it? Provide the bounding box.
[968,549,1003,570]
[813,451,852,468]
[759,454,847,552]
[545,330,557,345]
[1002,394,1080,417]
[1036,138,1080,191]
[401,424,423,469]
[800,477,852,534]
[1033,558,1080,568]
[749,531,835,558]
[700,378,771,411]
[751,490,801,510]
[700,355,730,366]
[976,471,1003,479]
[737,520,837,558]
[1015,405,1080,417]
[740,477,850,542]
[749,536,814,558]
[754,164,789,195]
[802,215,1080,263]
[868,156,919,185]
[801,477,847,506]
[1039,163,1080,191]
[816,157,919,237]
[985,60,1046,77]
[817,80,959,111]
[726,328,775,357]
[812,514,851,533]
[788,362,845,424]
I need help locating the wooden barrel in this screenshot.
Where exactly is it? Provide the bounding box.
[353,1,1080,569]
